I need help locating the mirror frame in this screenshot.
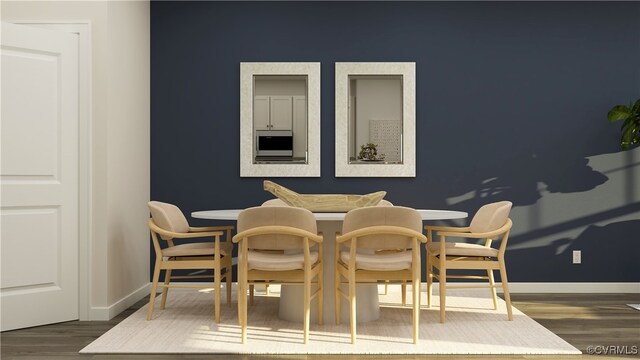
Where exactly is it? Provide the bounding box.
[240,62,321,177]
[335,62,416,177]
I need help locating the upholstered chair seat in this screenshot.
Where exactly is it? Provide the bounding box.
[425,242,499,258]
[161,242,230,258]
[248,250,319,271]
[339,250,412,271]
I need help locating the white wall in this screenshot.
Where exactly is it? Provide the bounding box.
[1,0,151,320]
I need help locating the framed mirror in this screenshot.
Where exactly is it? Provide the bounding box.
[240,62,320,177]
[335,62,416,177]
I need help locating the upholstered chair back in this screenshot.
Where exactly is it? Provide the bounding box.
[376,200,394,207]
[237,206,317,250]
[469,201,513,235]
[148,201,190,240]
[261,199,291,207]
[342,206,422,250]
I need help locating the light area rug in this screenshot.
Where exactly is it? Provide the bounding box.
[81,285,580,355]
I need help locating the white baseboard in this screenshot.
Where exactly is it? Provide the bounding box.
[88,283,151,320]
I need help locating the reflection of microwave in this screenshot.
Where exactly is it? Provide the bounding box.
[256,130,293,157]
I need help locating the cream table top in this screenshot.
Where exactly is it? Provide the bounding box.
[192,209,468,221]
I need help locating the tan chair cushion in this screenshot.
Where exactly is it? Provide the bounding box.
[248,250,318,271]
[469,201,512,234]
[342,206,422,250]
[237,206,317,250]
[148,201,190,240]
[162,242,229,257]
[376,200,394,207]
[426,242,499,258]
[340,250,412,271]
[261,199,291,207]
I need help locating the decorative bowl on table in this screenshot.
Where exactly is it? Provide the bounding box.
[263,180,386,212]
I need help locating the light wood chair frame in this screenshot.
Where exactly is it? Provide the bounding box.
[147,220,234,323]
[335,225,427,344]
[424,218,513,323]
[233,225,324,344]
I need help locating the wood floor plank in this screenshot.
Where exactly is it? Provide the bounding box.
[1,294,638,359]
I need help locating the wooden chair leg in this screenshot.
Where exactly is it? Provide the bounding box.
[349,271,357,344]
[160,269,172,310]
[238,271,247,343]
[214,262,221,323]
[401,281,407,306]
[427,262,433,308]
[439,265,447,324]
[335,264,341,325]
[265,282,270,295]
[317,263,324,325]
[303,269,311,344]
[147,261,161,320]
[499,262,513,321]
[226,259,232,306]
[384,280,389,295]
[412,277,420,344]
[487,269,498,310]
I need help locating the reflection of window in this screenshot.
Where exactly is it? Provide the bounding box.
[348,75,403,164]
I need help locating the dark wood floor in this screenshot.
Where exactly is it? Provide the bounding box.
[1,294,639,360]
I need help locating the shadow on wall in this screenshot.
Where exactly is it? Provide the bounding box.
[442,149,610,211]
[506,219,640,282]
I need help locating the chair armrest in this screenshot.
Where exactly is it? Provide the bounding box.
[424,225,470,232]
[189,226,234,233]
[438,219,512,240]
[150,220,223,239]
[232,225,323,244]
[336,225,427,243]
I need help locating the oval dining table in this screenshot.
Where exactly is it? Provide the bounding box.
[192,208,468,324]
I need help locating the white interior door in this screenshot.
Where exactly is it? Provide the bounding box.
[1,22,79,331]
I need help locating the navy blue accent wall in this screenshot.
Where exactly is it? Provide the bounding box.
[151,2,640,282]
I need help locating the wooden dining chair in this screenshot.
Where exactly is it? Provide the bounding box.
[424,201,513,323]
[147,201,233,323]
[233,206,323,344]
[335,206,427,344]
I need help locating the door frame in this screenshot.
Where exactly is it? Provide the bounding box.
[10,21,92,320]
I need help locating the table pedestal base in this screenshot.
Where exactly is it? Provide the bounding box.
[278,284,380,323]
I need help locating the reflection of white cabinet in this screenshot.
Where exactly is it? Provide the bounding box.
[254,96,293,130]
[254,95,307,158]
[254,96,271,130]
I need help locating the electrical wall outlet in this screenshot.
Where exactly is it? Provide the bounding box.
[572,250,581,264]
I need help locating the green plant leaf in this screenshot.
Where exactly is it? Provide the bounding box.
[608,105,631,122]
[621,123,639,150]
[631,99,640,114]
